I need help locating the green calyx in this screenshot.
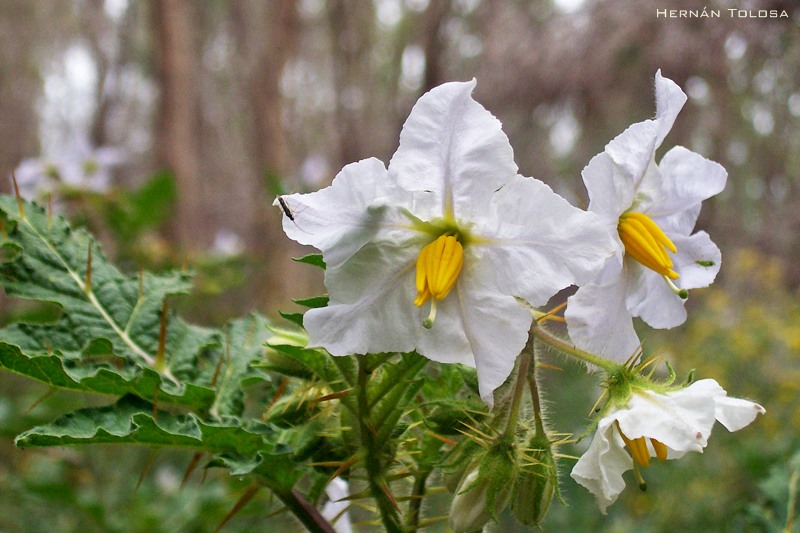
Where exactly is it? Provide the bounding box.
[404,210,477,247]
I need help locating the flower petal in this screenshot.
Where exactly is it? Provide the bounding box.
[604,71,687,187]
[570,417,632,514]
[278,158,410,270]
[714,396,766,432]
[582,152,635,222]
[304,240,424,356]
[566,276,641,363]
[670,231,722,289]
[442,283,531,404]
[388,80,518,221]
[476,175,617,306]
[652,69,688,147]
[624,262,687,329]
[616,380,721,454]
[647,146,727,219]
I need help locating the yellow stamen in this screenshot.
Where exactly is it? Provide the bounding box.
[414,235,464,327]
[616,423,669,467]
[650,438,668,461]
[618,212,679,280]
[617,422,650,468]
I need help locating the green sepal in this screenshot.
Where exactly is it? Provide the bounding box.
[293,296,329,309]
[292,254,326,269]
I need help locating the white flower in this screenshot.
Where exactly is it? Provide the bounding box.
[566,70,728,361]
[14,136,125,197]
[277,80,615,403]
[571,378,765,513]
[321,477,352,533]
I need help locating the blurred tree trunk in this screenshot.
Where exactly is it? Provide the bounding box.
[0,0,41,189]
[327,0,375,167]
[421,0,451,93]
[152,0,207,252]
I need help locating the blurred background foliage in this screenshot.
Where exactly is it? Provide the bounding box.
[0,0,798,531]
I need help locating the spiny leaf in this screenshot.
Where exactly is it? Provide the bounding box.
[0,195,220,405]
[208,313,274,418]
[15,395,276,456]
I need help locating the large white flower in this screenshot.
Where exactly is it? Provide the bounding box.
[571,378,765,513]
[277,80,615,403]
[565,70,728,361]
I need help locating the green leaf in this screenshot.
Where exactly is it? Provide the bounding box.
[292,254,325,269]
[0,341,215,408]
[15,395,274,457]
[0,195,219,407]
[268,344,356,412]
[208,313,274,418]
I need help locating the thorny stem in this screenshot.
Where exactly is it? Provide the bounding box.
[406,471,430,531]
[356,355,403,533]
[273,486,337,533]
[530,319,617,371]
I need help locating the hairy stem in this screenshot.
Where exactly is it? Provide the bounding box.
[527,341,546,437]
[504,336,533,439]
[530,319,617,371]
[357,355,403,533]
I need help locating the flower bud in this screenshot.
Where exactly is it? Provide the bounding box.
[448,440,515,532]
[511,435,557,526]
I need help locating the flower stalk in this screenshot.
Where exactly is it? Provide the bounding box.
[356,355,403,533]
[530,318,617,371]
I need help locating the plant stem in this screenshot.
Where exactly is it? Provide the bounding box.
[356,355,403,533]
[272,487,337,533]
[504,336,533,439]
[406,472,430,531]
[530,319,617,371]
[527,340,546,437]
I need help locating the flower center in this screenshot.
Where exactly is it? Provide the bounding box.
[616,422,668,468]
[618,212,688,298]
[414,234,464,329]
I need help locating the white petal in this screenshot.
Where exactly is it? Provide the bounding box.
[476,175,617,306]
[670,231,722,289]
[647,146,727,219]
[605,120,659,186]
[604,71,687,187]
[304,241,422,356]
[714,395,766,432]
[322,478,353,533]
[388,80,518,221]
[278,158,409,270]
[582,152,635,221]
[652,70,688,147]
[566,276,641,363]
[616,381,721,454]
[570,417,632,514]
[445,282,531,404]
[624,262,687,329]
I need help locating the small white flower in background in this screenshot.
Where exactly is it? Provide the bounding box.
[321,477,352,533]
[566,70,728,361]
[276,80,616,404]
[212,229,245,257]
[571,378,765,513]
[14,135,125,197]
